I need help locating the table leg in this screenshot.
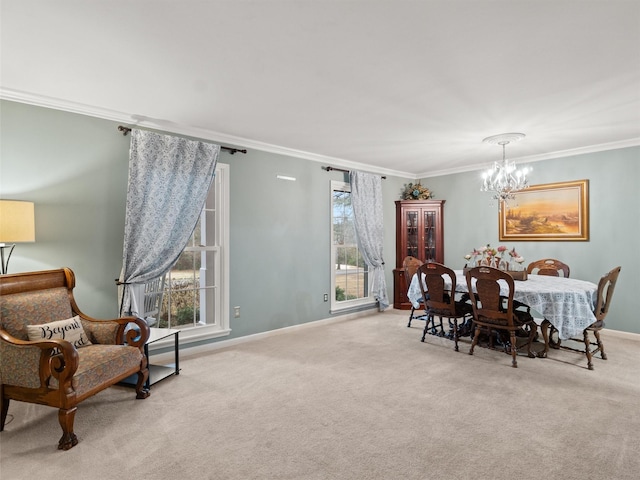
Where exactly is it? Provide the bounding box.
[174,331,180,375]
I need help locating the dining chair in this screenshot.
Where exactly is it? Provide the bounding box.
[417,262,473,351]
[547,266,621,370]
[526,258,570,277]
[403,256,426,327]
[465,266,537,367]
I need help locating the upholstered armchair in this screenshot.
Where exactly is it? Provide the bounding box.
[0,268,150,450]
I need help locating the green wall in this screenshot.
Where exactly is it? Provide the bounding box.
[0,100,407,344]
[1,101,131,315]
[422,146,639,335]
[223,146,405,338]
[2,100,637,342]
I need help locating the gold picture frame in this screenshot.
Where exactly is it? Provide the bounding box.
[499,179,589,241]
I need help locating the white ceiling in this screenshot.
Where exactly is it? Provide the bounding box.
[2,0,639,178]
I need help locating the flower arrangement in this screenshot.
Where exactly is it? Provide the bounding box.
[464,244,525,271]
[402,182,433,200]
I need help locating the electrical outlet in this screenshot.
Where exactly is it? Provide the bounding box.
[323,293,328,302]
[234,306,241,318]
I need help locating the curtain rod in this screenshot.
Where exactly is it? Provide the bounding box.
[324,166,386,179]
[117,126,247,155]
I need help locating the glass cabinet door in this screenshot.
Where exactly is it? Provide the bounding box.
[405,210,419,258]
[423,210,436,260]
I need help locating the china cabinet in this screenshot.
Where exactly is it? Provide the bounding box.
[393,200,445,309]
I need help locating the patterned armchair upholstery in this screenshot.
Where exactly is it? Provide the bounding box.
[0,268,150,450]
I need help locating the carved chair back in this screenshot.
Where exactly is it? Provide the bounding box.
[526,258,570,277]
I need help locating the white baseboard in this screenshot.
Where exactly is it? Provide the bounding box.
[602,328,640,341]
[151,309,380,363]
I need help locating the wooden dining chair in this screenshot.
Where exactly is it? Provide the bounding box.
[465,266,537,367]
[526,258,570,277]
[403,256,426,327]
[418,262,473,352]
[547,266,621,370]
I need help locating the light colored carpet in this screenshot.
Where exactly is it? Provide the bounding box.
[1,309,639,480]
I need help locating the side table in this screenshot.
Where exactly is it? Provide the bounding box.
[120,327,180,389]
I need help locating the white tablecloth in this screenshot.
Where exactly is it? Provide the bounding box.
[407,270,598,340]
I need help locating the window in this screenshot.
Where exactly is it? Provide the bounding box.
[330,180,372,311]
[157,164,230,343]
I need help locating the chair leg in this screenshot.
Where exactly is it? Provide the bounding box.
[408,307,415,327]
[0,392,9,431]
[488,328,495,349]
[421,315,432,342]
[57,407,78,450]
[469,326,481,355]
[538,320,550,358]
[435,316,445,336]
[526,324,537,358]
[594,330,607,360]
[510,331,518,368]
[583,330,594,370]
[135,367,151,399]
[452,319,459,352]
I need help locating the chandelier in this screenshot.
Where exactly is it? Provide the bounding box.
[480,132,530,205]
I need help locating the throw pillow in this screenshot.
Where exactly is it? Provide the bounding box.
[26,315,93,349]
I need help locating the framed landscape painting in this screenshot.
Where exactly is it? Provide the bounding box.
[499,179,589,241]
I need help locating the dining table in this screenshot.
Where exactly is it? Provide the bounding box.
[407,269,599,343]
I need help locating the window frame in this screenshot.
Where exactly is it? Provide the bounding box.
[150,163,231,350]
[330,180,374,312]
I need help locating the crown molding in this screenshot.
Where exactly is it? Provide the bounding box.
[0,88,413,179]
[514,138,640,164]
[418,137,640,179]
[4,88,636,182]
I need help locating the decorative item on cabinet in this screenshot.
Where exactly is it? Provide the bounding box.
[401,182,434,200]
[393,200,445,310]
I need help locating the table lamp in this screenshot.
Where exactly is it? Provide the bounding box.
[0,200,35,274]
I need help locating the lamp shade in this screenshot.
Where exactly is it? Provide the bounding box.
[0,200,35,243]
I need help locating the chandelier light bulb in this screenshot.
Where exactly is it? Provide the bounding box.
[480,133,530,206]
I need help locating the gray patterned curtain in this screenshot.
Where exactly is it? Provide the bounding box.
[349,170,389,310]
[118,129,220,317]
